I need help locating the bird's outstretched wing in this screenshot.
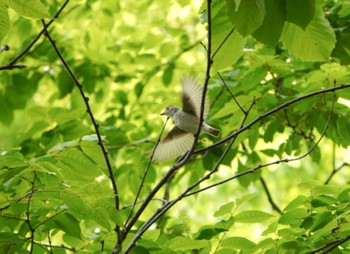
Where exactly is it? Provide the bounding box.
[152,126,194,161]
[181,76,209,119]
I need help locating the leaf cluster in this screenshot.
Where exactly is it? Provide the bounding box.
[0,0,350,253]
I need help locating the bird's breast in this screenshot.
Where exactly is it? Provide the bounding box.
[173,111,199,134]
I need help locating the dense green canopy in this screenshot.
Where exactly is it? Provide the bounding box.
[1,0,350,253]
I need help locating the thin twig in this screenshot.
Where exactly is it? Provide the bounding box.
[123,96,256,254]
[123,117,170,229]
[212,27,235,60]
[309,234,350,254]
[26,173,37,253]
[194,84,350,155]
[177,0,213,166]
[324,162,350,185]
[40,21,122,247]
[217,71,246,114]
[260,177,282,214]
[121,1,214,252]
[0,0,70,71]
[188,91,336,196]
[121,198,169,210]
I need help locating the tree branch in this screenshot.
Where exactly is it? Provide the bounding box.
[40,19,122,247]
[123,117,170,230]
[260,177,282,214]
[0,0,70,71]
[309,234,350,254]
[194,84,350,155]
[188,90,336,196]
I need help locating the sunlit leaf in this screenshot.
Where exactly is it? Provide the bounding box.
[168,237,209,250]
[221,236,256,249]
[235,210,274,223]
[0,3,9,43]
[281,7,336,61]
[6,0,50,19]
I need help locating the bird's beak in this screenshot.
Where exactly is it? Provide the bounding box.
[160,111,165,116]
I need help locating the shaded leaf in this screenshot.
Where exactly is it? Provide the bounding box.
[285,0,315,29]
[227,0,266,36]
[253,0,285,46]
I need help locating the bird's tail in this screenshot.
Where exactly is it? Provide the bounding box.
[203,123,220,138]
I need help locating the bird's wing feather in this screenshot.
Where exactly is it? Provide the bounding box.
[181,76,209,119]
[152,126,194,161]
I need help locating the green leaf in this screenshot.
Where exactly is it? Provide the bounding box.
[235,210,274,223]
[212,1,246,70]
[195,226,228,240]
[283,195,309,211]
[213,30,246,71]
[279,240,309,250]
[236,193,257,206]
[168,237,209,250]
[279,208,308,225]
[116,90,128,106]
[214,201,235,217]
[227,0,265,36]
[253,0,285,46]
[142,229,160,241]
[336,116,350,145]
[134,81,144,98]
[162,62,175,86]
[285,0,315,29]
[57,148,101,180]
[0,94,13,125]
[53,213,82,239]
[6,0,50,19]
[313,185,339,196]
[281,7,336,61]
[0,3,9,43]
[80,140,106,168]
[221,236,256,250]
[332,32,350,64]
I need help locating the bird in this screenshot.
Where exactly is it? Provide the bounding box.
[152,76,220,161]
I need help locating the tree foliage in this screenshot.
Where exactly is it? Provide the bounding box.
[1,0,350,253]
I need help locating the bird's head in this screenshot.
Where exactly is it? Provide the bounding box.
[161,106,180,117]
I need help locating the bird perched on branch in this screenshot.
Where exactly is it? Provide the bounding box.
[152,76,220,161]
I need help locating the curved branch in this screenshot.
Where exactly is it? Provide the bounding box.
[40,19,122,248]
[194,84,350,155]
[0,0,70,71]
[187,89,336,196]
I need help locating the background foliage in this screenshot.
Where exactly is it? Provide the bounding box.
[1,0,350,253]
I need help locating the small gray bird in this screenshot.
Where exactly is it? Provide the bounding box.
[152,76,220,161]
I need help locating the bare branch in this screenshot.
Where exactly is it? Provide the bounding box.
[217,71,246,114]
[188,90,336,196]
[324,161,350,184]
[212,27,235,59]
[40,20,122,247]
[194,84,350,155]
[122,96,256,253]
[121,1,215,252]
[309,234,350,254]
[260,177,282,214]
[123,117,170,229]
[0,0,70,71]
